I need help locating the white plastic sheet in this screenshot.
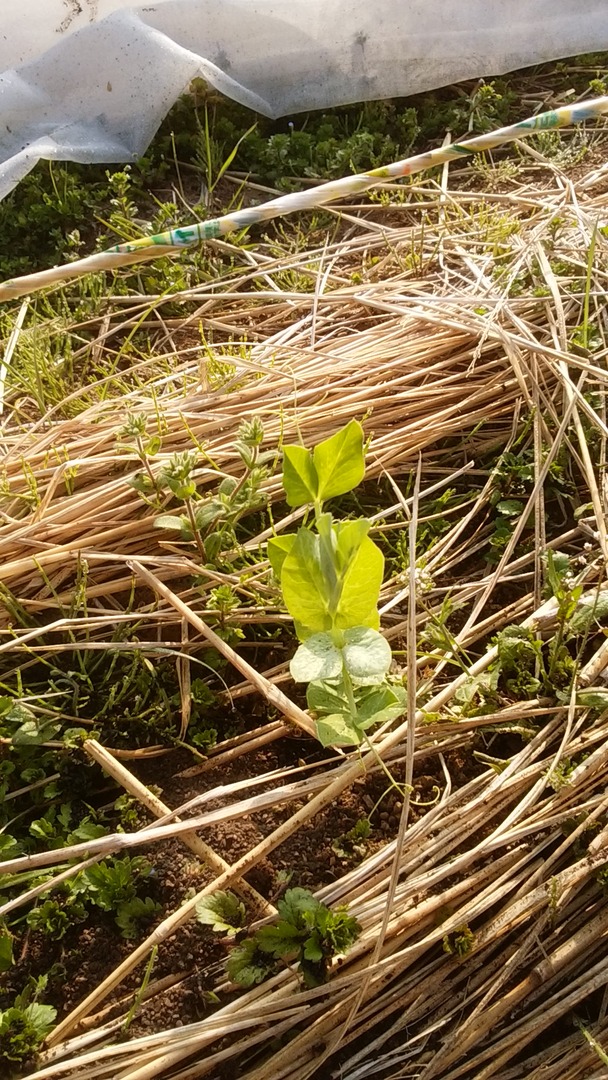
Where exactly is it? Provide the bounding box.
[1,1,608,199]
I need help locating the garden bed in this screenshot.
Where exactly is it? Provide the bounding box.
[1,58,608,1080]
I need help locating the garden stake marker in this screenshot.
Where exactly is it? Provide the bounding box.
[0,96,607,302]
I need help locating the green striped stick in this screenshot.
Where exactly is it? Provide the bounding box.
[1,96,607,303]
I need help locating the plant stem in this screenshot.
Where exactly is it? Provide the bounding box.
[185,498,207,564]
[341,664,358,719]
[135,436,157,489]
[363,733,409,797]
[230,447,256,502]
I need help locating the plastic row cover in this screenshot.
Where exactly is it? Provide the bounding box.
[1,1,608,199]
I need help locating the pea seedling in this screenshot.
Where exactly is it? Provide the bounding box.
[269,419,405,746]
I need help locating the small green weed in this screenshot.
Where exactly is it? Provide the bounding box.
[443,925,476,958]
[115,897,163,940]
[153,417,274,565]
[117,412,162,494]
[332,817,372,860]
[451,80,509,132]
[548,757,578,793]
[487,444,573,564]
[494,626,544,698]
[0,977,56,1071]
[26,897,87,941]
[196,890,246,936]
[21,855,161,942]
[453,549,596,716]
[209,887,360,988]
[576,1021,608,1068]
[532,130,589,168]
[0,923,13,972]
[73,856,161,938]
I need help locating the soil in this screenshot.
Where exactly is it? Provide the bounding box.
[2,725,475,1066]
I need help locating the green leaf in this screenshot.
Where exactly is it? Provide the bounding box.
[205,531,225,560]
[576,688,608,709]
[62,727,89,748]
[282,445,318,507]
[281,529,331,638]
[22,1002,57,1037]
[278,888,321,923]
[11,710,60,746]
[154,514,185,531]
[316,713,362,748]
[68,821,109,843]
[496,499,524,517]
[290,634,342,682]
[303,936,324,962]
[0,1001,57,1054]
[342,627,391,681]
[267,534,296,579]
[226,939,272,987]
[168,478,196,500]
[26,899,81,940]
[196,891,246,935]
[145,435,161,455]
[257,449,277,466]
[4,702,36,726]
[335,535,384,630]
[356,683,406,728]
[235,440,255,469]
[194,500,225,529]
[218,476,237,496]
[79,856,150,911]
[0,835,20,858]
[256,921,302,958]
[277,522,382,638]
[569,592,608,635]
[29,817,56,841]
[546,550,571,580]
[127,472,156,495]
[0,924,13,971]
[306,680,349,714]
[313,420,365,502]
[333,518,371,572]
[115,897,161,939]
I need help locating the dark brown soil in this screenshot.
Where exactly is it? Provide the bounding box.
[2,724,471,1063]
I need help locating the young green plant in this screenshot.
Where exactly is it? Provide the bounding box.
[0,976,56,1070]
[154,417,274,564]
[269,420,405,747]
[197,887,360,989]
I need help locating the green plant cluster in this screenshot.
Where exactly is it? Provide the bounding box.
[443,924,476,958]
[452,550,608,717]
[488,443,572,563]
[1,855,160,946]
[0,416,279,775]
[195,890,246,935]
[149,416,275,565]
[118,412,274,569]
[0,977,56,1072]
[197,887,360,988]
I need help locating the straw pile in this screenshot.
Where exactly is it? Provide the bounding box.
[2,140,608,1080]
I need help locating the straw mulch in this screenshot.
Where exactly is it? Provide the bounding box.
[2,142,608,1080]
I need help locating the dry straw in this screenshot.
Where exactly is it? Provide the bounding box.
[2,125,608,1080]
